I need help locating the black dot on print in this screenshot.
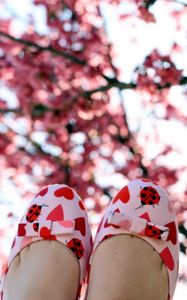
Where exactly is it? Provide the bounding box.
[33,205,37,208]
[153,230,157,234]
[29,210,33,213]
[141,193,146,198]
[35,212,39,216]
[152,195,156,200]
[76,242,81,247]
[143,187,148,191]
[149,201,153,204]
[70,247,75,252]
[148,225,152,230]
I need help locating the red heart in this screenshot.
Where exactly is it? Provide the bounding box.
[112,186,130,204]
[36,187,48,197]
[104,218,120,229]
[79,201,85,210]
[141,178,158,185]
[39,227,57,240]
[47,205,64,221]
[54,187,74,200]
[139,212,151,222]
[160,247,174,271]
[18,223,26,236]
[75,217,86,236]
[165,222,177,245]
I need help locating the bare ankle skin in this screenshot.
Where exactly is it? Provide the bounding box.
[86,235,168,300]
[3,240,80,300]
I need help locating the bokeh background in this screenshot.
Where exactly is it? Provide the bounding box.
[0,0,187,298]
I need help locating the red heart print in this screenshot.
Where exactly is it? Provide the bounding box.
[104,218,120,229]
[18,223,26,236]
[54,187,74,200]
[139,212,151,222]
[36,187,48,197]
[165,222,177,245]
[75,217,86,236]
[141,178,158,185]
[112,186,130,204]
[79,201,85,210]
[160,247,174,271]
[47,205,64,221]
[40,227,57,240]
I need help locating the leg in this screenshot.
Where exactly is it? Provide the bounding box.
[87,235,168,300]
[3,240,80,300]
[87,179,179,299]
[2,183,93,300]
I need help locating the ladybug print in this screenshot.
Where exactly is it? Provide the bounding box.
[26,204,47,223]
[101,234,114,243]
[33,223,39,232]
[67,238,84,260]
[136,186,160,210]
[145,224,168,240]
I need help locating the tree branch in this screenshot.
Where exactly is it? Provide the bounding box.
[0,31,86,66]
[1,76,187,115]
[142,0,158,9]
[180,76,187,85]
[0,108,22,113]
[81,80,137,98]
[81,74,187,98]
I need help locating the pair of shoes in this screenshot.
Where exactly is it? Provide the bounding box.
[1,179,179,300]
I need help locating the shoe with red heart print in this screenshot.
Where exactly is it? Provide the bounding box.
[1,184,93,300]
[90,179,179,300]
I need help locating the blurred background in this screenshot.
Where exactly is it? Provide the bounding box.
[0,0,187,298]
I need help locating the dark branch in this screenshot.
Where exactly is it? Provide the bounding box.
[1,76,187,116]
[142,0,158,9]
[81,80,137,98]
[0,108,22,113]
[0,31,86,66]
[180,76,187,85]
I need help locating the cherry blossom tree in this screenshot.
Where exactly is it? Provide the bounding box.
[0,0,187,285]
